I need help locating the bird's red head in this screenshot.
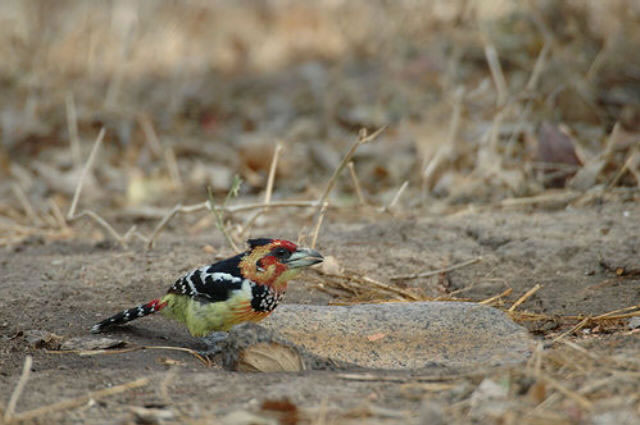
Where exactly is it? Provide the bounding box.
[240,238,323,288]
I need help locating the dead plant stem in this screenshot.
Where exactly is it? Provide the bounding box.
[67,128,106,220]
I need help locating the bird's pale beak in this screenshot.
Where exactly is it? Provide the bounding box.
[286,247,324,268]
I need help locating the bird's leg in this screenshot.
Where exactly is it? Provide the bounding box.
[199,331,229,356]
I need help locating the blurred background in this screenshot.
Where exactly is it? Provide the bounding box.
[1,0,640,243]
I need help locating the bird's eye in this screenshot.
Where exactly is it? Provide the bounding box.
[273,247,291,259]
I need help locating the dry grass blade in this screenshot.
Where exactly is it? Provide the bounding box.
[208,182,242,253]
[241,142,283,237]
[314,269,421,301]
[264,143,283,207]
[164,146,183,188]
[11,183,41,226]
[48,198,69,230]
[550,317,590,344]
[526,42,550,92]
[508,284,542,312]
[6,377,149,423]
[536,373,593,411]
[311,201,328,249]
[356,274,420,301]
[50,345,211,367]
[484,43,508,107]
[386,180,409,211]
[147,204,183,249]
[317,126,386,211]
[67,128,106,220]
[390,257,482,281]
[347,161,366,205]
[478,287,513,305]
[71,210,130,248]
[4,355,32,422]
[65,92,81,167]
[423,86,464,190]
[138,114,163,157]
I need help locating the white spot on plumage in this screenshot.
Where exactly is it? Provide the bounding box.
[210,271,242,284]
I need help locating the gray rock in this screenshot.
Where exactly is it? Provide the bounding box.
[261,302,533,370]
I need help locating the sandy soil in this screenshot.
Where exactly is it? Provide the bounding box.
[1,200,639,424]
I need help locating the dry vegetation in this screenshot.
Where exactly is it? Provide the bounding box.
[1,0,640,424]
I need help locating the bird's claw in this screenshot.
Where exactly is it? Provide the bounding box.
[198,331,228,358]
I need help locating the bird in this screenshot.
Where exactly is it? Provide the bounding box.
[90,238,323,338]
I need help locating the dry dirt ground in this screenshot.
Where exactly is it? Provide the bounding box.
[1,200,639,424]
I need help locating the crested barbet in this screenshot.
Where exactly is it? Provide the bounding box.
[91,238,323,337]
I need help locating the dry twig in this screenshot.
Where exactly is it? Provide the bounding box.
[508,284,542,312]
[65,92,81,167]
[484,43,508,107]
[6,377,149,423]
[11,184,41,226]
[385,180,409,211]
[347,161,366,205]
[310,201,328,250]
[4,356,32,422]
[317,126,386,211]
[391,257,482,281]
[67,128,106,220]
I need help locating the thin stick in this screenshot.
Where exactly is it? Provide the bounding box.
[4,355,32,422]
[551,317,590,344]
[478,288,513,305]
[65,92,81,167]
[129,200,322,218]
[146,200,323,249]
[147,204,182,249]
[526,42,550,92]
[347,162,366,205]
[359,275,420,301]
[164,146,183,188]
[608,150,638,189]
[264,143,283,207]
[317,126,386,211]
[484,43,508,107]
[208,187,241,253]
[67,128,106,220]
[423,87,464,189]
[387,180,409,211]
[537,373,593,411]
[240,143,283,237]
[7,377,149,423]
[391,257,482,281]
[592,304,640,320]
[508,284,542,312]
[53,345,210,366]
[138,114,162,157]
[70,210,127,248]
[11,184,41,226]
[48,198,69,230]
[310,202,329,249]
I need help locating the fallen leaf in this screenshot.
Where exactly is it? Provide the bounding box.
[235,342,304,373]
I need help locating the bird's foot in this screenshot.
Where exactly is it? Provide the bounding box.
[198,331,229,357]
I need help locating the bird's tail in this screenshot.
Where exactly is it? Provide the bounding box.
[90,299,168,333]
